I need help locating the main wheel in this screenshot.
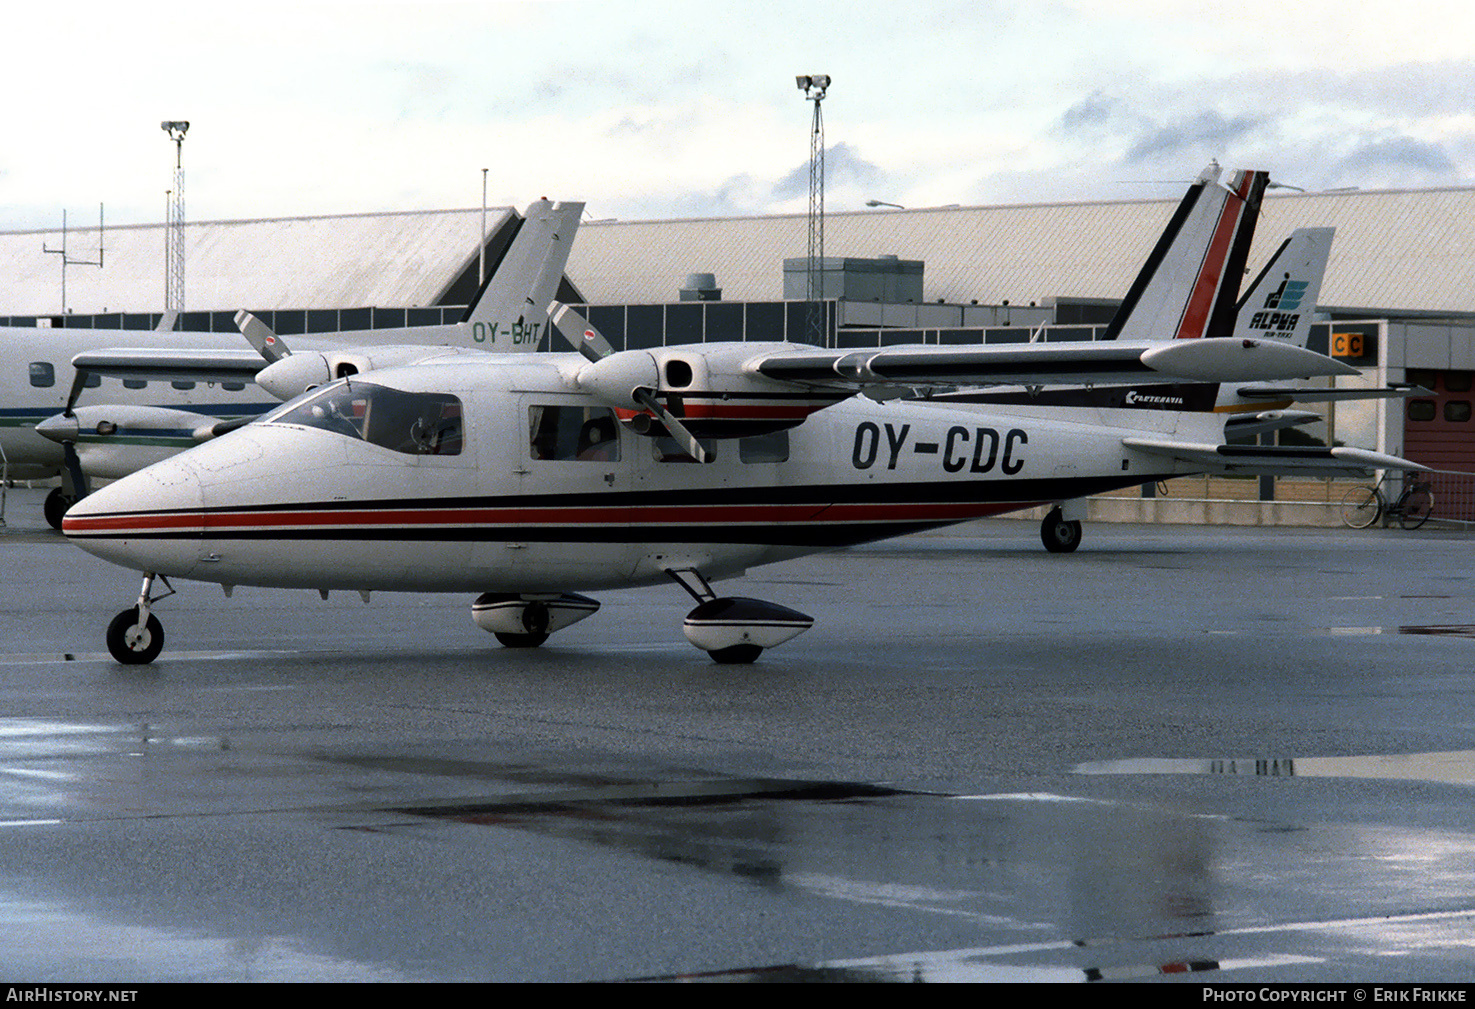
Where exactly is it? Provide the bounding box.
[44,488,74,530]
[494,631,548,648]
[1400,486,1433,530]
[1341,486,1382,529]
[106,609,164,665]
[1040,507,1083,553]
[708,644,763,664]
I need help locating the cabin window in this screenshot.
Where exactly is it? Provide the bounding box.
[529,406,620,461]
[29,362,55,388]
[222,381,246,392]
[739,430,789,463]
[172,380,197,390]
[265,380,464,455]
[84,373,101,388]
[1445,401,1472,423]
[123,379,147,390]
[1407,400,1437,423]
[651,436,711,463]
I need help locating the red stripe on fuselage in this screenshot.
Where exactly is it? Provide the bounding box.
[63,499,1035,536]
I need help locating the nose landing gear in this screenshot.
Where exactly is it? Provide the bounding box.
[106,573,173,664]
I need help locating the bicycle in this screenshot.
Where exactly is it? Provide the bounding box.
[1341,473,1434,530]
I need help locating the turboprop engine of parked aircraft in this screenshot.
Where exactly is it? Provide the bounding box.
[58,166,1425,665]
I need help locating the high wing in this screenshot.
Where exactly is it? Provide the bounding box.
[750,337,1356,389]
[62,347,266,413]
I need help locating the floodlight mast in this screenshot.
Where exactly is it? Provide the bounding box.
[161,121,189,313]
[796,75,830,346]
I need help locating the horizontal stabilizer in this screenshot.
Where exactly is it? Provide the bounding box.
[1236,384,1434,403]
[1223,410,1322,439]
[1123,436,1427,475]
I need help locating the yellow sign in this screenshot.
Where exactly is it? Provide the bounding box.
[1331,331,1364,358]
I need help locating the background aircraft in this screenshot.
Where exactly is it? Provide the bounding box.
[11,200,580,527]
[60,169,1421,666]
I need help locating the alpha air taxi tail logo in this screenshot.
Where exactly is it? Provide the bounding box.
[1264,276,1308,311]
[1248,275,1308,336]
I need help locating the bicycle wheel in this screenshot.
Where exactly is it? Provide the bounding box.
[1341,486,1382,529]
[1400,486,1433,530]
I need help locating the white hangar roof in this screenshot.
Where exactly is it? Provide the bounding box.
[2,185,1472,319]
[0,207,508,317]
[567,185,1475,318]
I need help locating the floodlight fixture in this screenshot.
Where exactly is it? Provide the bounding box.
[796,74,830,99]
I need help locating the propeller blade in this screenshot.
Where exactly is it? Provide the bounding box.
[235,310,291,363]
[549,302,615,362]
[632,388,710,464]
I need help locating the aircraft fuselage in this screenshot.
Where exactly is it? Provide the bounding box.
[62,356,1200,594]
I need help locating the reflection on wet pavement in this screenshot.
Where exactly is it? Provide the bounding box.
[1076,751,1475,785]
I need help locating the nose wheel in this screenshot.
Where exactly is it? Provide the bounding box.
[105,573,173,664]
[106,609,164,664]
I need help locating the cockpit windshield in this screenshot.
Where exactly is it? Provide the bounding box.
[261,380,463,455]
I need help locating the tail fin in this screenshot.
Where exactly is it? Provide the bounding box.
[1103,164,1268,343]
[463,199,584,351]
[1232,227,1333,348]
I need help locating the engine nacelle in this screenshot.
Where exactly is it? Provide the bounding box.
[258,345,475,401]
[580,343,849,440]
[35,404,232,479]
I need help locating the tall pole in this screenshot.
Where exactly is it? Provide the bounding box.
[796,75,830,346]
[161,121,189,312]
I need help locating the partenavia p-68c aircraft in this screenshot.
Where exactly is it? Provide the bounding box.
[62,166,1421,665]
[11,200,580,527]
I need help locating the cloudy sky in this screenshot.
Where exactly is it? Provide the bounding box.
[3,0,1472,231]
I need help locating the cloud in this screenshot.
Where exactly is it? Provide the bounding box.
[1123,110,1263,164]
[1331,135,1459,189]
[772,142,884,199]
[1056,92,1123,136]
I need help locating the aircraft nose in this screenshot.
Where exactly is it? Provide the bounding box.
[62,458,206,577]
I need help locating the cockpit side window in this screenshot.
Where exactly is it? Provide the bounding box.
[29,362,55,388]
[529,406,620,461]
[265,381,463,455]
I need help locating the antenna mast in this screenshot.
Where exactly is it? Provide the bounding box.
[42,204,104,314]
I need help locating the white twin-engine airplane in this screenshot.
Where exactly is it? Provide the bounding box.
[61,166,1421,665]
[15,200,581,527]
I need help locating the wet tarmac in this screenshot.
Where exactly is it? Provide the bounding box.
[2,486,1475,982]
